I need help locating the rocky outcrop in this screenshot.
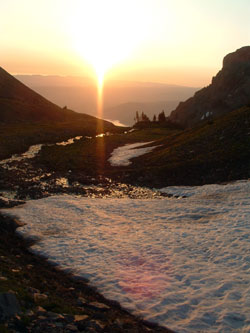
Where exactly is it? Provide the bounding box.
[169,46,250,127]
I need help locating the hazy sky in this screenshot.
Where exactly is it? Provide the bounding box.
[1,0,249,86]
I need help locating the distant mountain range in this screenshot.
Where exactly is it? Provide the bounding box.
[170,46,250,127]
[15,75,198,126]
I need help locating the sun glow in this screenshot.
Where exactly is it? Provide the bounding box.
[68,0,150,88]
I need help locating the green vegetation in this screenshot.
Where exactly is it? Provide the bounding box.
[0,119,123,160]
[34,106,250,186]
[129,106,250,186]
[34,127,179,176]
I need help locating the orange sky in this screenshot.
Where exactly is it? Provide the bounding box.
[1,0,249,87]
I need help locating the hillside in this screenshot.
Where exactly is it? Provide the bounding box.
[127,106,250,186]
[0,67,119,159]
[0,67,82,123]
[34,106,250,187]
[169,46,250,127]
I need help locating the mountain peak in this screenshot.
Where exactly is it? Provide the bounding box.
[223,46,250,68]
[169,46,250,127]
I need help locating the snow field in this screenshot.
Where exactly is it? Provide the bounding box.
[1,180,250,332]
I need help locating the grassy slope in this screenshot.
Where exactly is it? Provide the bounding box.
[130,106,250,186]
[0,119,123,160]
[34,127,177,175]
[35,106,250,186]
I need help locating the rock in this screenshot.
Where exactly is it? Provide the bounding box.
[78,319,103,332]
[0,196,25,208]
[0,276,8,281]
[25,309,34,316]
[36,306,46,313]
[47,311,65,320]
[169,46,250,127]
[33,292,48,302]
[87,301,110,311]
[37,315,47,320]
[76,296,88,306]
[66,323,78,331]
[74,314,89,322]
[28,287,40,294]
[0,292,21,320]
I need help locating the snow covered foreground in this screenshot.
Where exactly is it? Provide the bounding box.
[2,181,250,332]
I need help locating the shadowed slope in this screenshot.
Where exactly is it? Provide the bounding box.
[169,46,250,127]
[0,66,114,126]
[0,67,120,159]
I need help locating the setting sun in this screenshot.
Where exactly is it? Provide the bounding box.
[68,0,150,87]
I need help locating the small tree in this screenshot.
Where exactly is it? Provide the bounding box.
[153,114,157,122]
[134,111,140,123]
[141,112,150,122]
[158,110,166,122]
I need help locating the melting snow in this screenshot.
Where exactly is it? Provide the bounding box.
[109,142,157,166]
[56,136,82,146]
[0,136,85,169]
[0,144,43,167]
[1,180,250,332]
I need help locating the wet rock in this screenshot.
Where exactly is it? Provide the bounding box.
[74,314,89,322]
[25,309,34,316]
[0,292,21,320]
[66,323,78,331]
[86,301,110,311]
[80,319,103,331]
[91,311,107,321]
[36,306,46,314]
[33,292,48,302]
[0,196,25,208]
[0,276,8,281]
[47,311,65,320]
[77,296,88,306]
[29,287,40,294]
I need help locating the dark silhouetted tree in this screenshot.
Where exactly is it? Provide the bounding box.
[134,110,140,123]
[158,110,166,122]
[141,112,150,122]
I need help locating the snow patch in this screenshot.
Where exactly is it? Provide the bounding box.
[109,142,158,166]
[1,180,250,332]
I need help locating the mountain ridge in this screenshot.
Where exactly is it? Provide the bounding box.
[169,46,250,127]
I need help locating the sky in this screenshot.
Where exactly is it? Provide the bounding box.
[0,0,249,86]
